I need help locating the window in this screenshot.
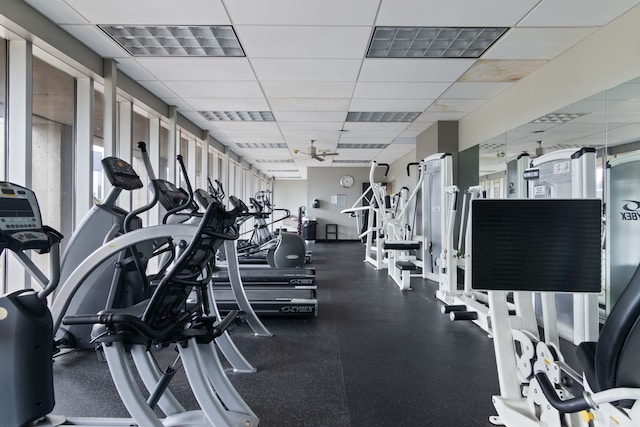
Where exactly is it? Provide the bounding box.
[31,57,75,238]
[131,110,150,225]
[92,89,105,203]
[159,124,170,181]
[30,56,75,287]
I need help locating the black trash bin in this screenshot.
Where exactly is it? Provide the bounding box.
[302,220,317,242]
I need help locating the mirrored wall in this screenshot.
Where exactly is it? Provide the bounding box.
[478,77,640,319]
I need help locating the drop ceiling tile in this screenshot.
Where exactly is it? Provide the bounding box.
[135,58,256,81]
[137,80,177,98]
[484,27,598,60]
[459,60,547,82]
[63,0,231,25]
[338,137,393,145]
[163,81,264,98]
[280,131,341,144]
[376,0,540,26]
[349,99,433,112]
[183,97,269,110]
[440,82,512,99]
[337,149,384,160]
[273,112,347,122]
[519,0,640,27]
[159,97,195,111]
[427,98,489,112]
[60,25,130,58]
[250,59,362,81]
[269,98,351,111]
[116,58,158,80]
[353,82,451,99]
[26,0,88,24]
[236,26,371,58]
[262,82,355,99]
[278,122,344,131]
[413,110,466,122]
[343,122,411,132]
[359,58,474,82]
[224,0,379,25]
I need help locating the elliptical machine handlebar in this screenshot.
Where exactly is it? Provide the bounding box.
[123,142,161,232]
[162,154,198,223]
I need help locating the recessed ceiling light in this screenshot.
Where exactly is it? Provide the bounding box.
[337,143,389,149]
[236,142,287,149]
[332,159,370,164]
[346,112,420,122]
[199,111,275,121]
[367,26,508,58]
[99,25,245,57]
[531,112,587,123]
[255,159,294,163]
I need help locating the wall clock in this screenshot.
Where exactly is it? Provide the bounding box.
[339,175,354,188]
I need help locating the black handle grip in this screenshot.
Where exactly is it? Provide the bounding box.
[137,141,147,152]
[62,315,102,325]
[534,372,591,413]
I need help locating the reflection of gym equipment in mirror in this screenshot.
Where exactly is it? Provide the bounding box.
[524,147,599,345]
[605,150,640,317]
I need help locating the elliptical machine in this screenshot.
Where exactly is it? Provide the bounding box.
[0,181,259,427]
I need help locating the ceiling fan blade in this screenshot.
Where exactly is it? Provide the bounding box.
[311,154,325,162]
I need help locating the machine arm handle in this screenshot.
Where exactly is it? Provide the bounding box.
[406,162,420,177]
[533,372,591,413]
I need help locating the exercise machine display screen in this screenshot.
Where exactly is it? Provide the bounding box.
[471,198,601,293]
[101,157,143,191]
[0,183,42,231]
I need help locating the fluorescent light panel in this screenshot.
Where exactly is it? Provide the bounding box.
[346,112,420,122]
[337,143,389,149]
[236,142,287,149]
[367,26,508,58]
[255,159,294,163]
[99,25,244,57]
[267,169,299,172]
[332,159,370,163]
[531,112,588,123]
[200,111,275,121]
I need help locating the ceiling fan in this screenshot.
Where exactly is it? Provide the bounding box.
[293,140,339,162]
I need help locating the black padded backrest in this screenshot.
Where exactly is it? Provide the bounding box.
[271,232,306,268]
[141,200,233,331]
[595,264,640,391]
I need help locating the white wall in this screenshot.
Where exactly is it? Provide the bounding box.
[272,179,307,231]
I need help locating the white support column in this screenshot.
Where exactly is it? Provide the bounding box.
[221,146,229,195]
[6,40,33,292]
[148,117,161,225]
[187,137,196,187]
[74,77,94,227]
[201,133,209,189]
[7,40,32,186]
[103,59,118,158]
[168,106,178,183]
[118,100,133,210]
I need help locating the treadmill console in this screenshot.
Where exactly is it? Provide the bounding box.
[101,157,144,191]
[0,182,52,251]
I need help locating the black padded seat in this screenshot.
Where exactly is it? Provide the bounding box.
[383,242,421,251]
[578,264,640,394]
[396,261,417,271]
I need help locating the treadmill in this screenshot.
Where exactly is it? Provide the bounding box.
[211,267,317,316]
[192,187,318,316]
